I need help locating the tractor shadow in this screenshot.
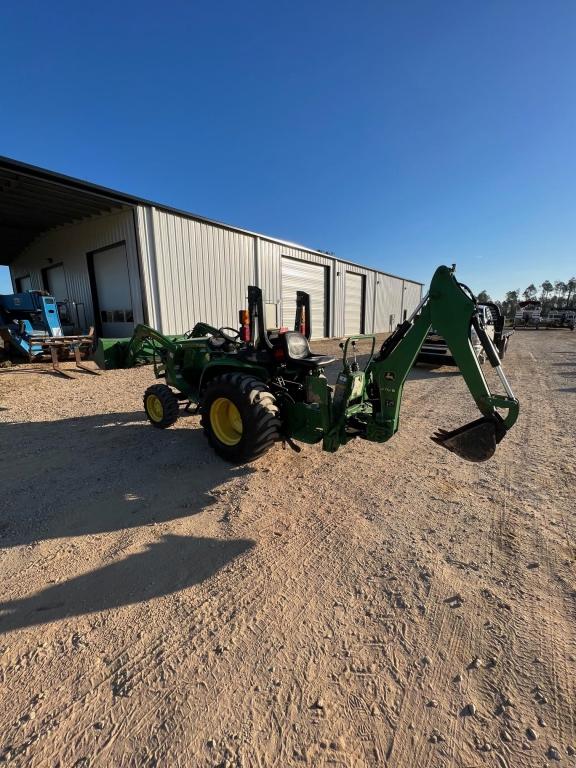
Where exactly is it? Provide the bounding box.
[0,410,254,550]
[0,411,256,632]
[0,533,254,632]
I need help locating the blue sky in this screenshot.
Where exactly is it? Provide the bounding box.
[1,0,575,299]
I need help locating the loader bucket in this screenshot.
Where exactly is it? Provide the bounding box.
[94,338,131,369]
[431,413,507,463]
[94,332,190,369]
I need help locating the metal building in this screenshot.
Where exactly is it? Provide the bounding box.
[1,156,423,340]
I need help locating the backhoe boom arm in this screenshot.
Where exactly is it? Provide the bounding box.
[365,265,519,461]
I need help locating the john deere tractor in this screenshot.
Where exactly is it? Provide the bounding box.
[96,265,519,464]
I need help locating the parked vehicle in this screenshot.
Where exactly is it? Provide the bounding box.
[513,303,575,330]
[417,303,513,366]
[0,290,96,377]
[544,309,575,329]
[514,300,542,327]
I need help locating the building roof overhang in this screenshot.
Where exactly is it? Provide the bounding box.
[0,155,424,286]
[0,156,134,265]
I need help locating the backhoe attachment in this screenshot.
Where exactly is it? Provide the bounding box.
[365,265,519,462]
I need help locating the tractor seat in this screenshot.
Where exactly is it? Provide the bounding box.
[282,331,336,369]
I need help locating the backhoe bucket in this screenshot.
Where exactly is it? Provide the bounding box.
[431,413,507,463]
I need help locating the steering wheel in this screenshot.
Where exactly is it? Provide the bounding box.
[218,326,241,343]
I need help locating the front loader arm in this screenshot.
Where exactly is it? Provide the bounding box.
[124,324,180,368]
[366,265,519,461]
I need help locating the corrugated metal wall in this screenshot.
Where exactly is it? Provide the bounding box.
[136,205,422,337]
[10,209,144,329]
[9,200,422,340]
[136,207,256,334]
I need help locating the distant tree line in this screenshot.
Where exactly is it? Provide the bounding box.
[475,278,576,318]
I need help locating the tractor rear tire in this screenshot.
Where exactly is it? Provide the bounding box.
[201,373,281,463]
[144,384,179,428]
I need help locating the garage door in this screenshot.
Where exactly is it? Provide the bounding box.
[281,257,328,339]
[43,264,68,302]
[90,244,134,338]
[403,281,422,320]
[374,274,404,332]
[344,272,364,335]
[16,275,32,293]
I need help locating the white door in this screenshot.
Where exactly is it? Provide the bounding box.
[403,281,422,319]
[44,264,68,302]
[92,244,134,338]
[281,257,328,339]
[374,275,404,332]
[16,275,32,293]
[345,272,364,335]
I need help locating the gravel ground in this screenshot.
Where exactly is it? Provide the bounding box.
[0,330,575,767]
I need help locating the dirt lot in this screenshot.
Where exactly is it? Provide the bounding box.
[0,330,574,768]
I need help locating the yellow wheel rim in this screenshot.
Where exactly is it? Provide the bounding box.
[147,394,164,422]
[210,397,243,446]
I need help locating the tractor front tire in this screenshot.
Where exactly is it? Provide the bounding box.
[144,384,179,428]
[201,374,281,463]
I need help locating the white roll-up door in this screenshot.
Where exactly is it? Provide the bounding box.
[375,275,404,332]
[91,244,134,338]
[281,257,328,338]
[345,272,364,335]
[16,275,32,293]
[403,281,422,319]
[44,264,68,302]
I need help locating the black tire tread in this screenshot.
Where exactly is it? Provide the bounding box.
[200,373,281,462]
[144,383,179,428]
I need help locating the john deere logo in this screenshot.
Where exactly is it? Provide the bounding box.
[384,371,395,381]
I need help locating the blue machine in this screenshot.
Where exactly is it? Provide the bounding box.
[0,291,64,358]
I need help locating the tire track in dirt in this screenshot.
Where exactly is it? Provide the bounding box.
[519,340,576,756]
[37,515,343,765]
[124,520,349,766]
[465,335,576,766]
[144,456,398,760]
[20,464,372,764]
[2,333,576,767]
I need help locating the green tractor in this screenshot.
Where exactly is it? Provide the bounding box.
[96,265,519,464]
